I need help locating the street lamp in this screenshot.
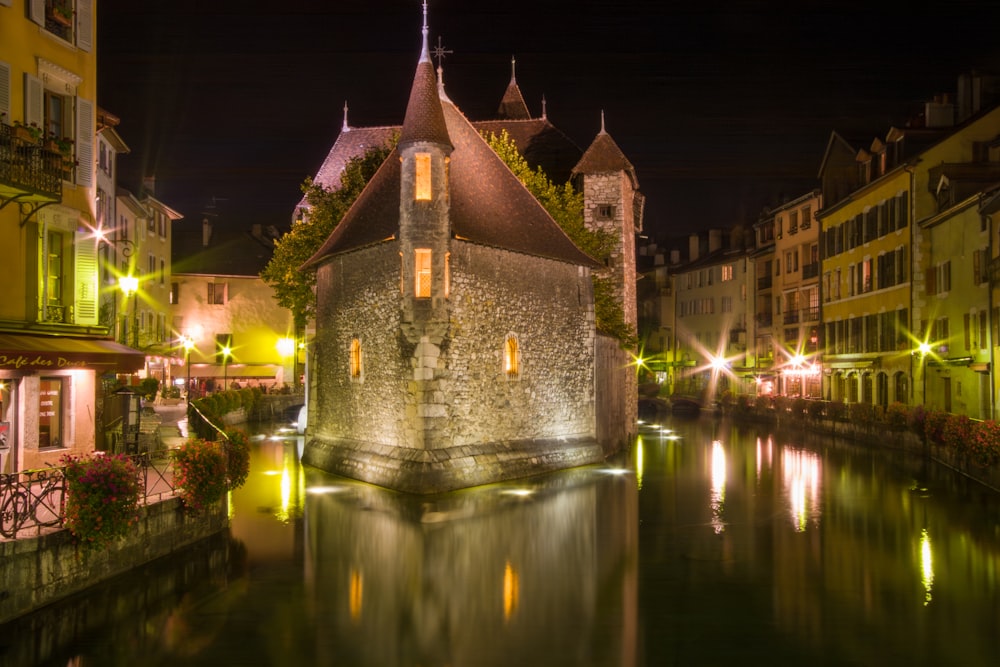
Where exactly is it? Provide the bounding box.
[182,336,195,407]
[221,345,232,392]
[118,275,139,348]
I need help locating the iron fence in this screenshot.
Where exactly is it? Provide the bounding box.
[0,453,177,541]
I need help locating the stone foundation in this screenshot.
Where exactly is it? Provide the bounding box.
[302,435,608,494]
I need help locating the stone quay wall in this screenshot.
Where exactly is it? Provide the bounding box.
[0,497,228,624]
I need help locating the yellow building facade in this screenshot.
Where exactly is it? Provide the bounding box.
[1,0,144,471]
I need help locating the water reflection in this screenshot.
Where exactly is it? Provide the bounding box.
[5,416,1000,666]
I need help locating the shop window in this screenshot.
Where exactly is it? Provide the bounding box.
[38,377,64,449]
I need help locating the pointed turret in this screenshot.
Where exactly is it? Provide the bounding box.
[572,111,638,188]
[496,56,531,120]
[399,4,452,150]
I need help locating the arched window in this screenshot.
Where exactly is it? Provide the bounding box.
[504,335,519,379]
[349,338,362,380]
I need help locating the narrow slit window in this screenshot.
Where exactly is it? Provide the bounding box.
[504,336,519,378]
[415,249,432,298]
[415,153,432,201]
[350,338,362,380]
[444,252,450,299]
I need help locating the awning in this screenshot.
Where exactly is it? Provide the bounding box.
[187,364,279,379]
[0,333,145,372]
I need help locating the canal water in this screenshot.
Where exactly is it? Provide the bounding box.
[2,416,999,666]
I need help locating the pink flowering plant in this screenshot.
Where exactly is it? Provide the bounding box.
[224,429,251,491]
[172,437,229,512]
[61,453,142,553]
[968,420,1000,468]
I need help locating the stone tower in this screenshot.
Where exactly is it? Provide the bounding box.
[572,114,644,439]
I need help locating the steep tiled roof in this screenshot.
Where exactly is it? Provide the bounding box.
[304,98,597,269]
[497,79,530,120]
[572,128,638,188]
[295,126,397,211]
[475,118,582,184]
[399,58,452,150]
[173,225,276,277]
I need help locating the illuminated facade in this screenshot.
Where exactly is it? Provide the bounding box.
[671,229,753,398]
[771,191,823,398]
[1,0,144,472]
[301,11,632,492]
[170,221,297,393]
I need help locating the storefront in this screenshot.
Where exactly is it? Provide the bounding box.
[0,333,144,472]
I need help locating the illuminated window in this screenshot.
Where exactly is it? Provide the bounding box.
[504,335,520,378]
[350,338,362,380]
[415,153,432,201]
[415,249,432,298]
[38,377,64,448]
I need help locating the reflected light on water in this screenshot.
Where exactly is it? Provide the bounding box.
[921,528,934,605]
[635,437,644,490]
[783,447,821,531]
[500,488,535,498]
[503,561,519,621]
[350,569,364,622]
[711,440,726,534]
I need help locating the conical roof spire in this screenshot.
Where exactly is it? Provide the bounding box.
[496,55,531,120]
[572,112,638,187]
[399,2,452,149]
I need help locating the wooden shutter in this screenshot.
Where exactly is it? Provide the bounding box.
[980,311,988,350]
[75,97,94,187]
[28,0,44,25]
[0,61,10,121]
[24,73,43,128]
[76,0,93,52]
[74,234,99,326]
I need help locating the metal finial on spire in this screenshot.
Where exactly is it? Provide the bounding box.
[541,94,547,120]
[342,101,350,132]
[510,55,517,83]
[419,1,430,62]
[432,35,453,69]
[600,109,606,134]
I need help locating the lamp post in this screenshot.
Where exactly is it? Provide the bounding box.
[221,345,231,392]
[182,336,195,407]
[118,275,139,348]
[918,342,932,406]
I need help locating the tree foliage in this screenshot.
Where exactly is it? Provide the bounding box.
[261,142,394,329]
[484,130,636,346]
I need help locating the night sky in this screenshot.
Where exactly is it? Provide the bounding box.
[97,0,1000,238]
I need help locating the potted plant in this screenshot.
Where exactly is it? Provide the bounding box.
[61,453,143,553]
[49,1,73,27]
[12,120,42,143]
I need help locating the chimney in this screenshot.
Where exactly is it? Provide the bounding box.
[670,249,680,265]
[924,94,955,128]
[202,218,212,247]
[142,175,156,197]
[708,228,722,253]
[689,234,700,262]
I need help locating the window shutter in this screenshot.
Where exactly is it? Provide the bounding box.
[74,234,99,326]
[75,97,94,187]
[0,61,10,121]
[964,313,971,350]
[974,250,982,286]
[76,0,93,52]
[926,267,936,296]
[24,73,43,127]
[28,0,44,25]
[0,0,13,8]
[980,311,988,350]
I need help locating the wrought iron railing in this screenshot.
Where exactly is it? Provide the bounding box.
[0,123,64,198]
[0,453,177,540]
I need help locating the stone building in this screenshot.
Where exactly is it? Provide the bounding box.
[300,12,639,492]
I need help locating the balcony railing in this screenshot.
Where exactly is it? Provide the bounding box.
[783,310,800,325]
[802,306,820,322]
[0,123,63,201]
[802,262,819,279]
[756,313,773,327]
[758,275,772,290]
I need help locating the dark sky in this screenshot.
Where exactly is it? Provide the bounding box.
[97,0,1000,238]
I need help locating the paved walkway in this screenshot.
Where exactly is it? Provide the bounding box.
[150,403,189,450]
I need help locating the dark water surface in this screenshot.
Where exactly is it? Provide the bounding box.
[3,416,1000,666]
